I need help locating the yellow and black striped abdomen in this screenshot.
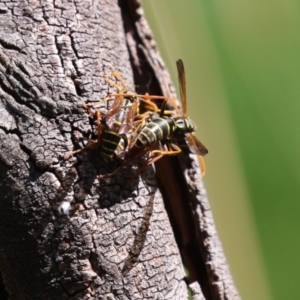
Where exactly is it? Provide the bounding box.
[100,130,122,160]
[136,117,176,148]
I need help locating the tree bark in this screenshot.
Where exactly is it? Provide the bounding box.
[0,0,240,299]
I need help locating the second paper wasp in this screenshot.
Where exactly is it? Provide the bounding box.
[64,73,137,161]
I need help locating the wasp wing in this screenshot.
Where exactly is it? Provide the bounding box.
[119,100,138,134]
[185,134,208,156]
[105,94,123,128]
[176,59,187,117]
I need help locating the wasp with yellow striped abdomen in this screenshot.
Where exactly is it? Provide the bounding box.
[128,59,208,175]
[63,72,140,161]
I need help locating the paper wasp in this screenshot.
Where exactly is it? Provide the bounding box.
[129,59,208,175]
[63,73,136,161]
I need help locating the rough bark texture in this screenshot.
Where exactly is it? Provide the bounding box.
[0,0,240,299]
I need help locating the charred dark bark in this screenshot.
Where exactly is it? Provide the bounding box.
[0,0,239,299]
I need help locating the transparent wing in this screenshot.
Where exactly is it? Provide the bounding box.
[185,134,208,156]
[119,101,138,134]
[176,59,187,117]
[105,95,123,128]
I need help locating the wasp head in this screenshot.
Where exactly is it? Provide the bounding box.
[174,117,196,137]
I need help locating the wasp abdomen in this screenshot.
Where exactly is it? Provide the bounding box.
[100,130,122,160]
[136,117,176,148]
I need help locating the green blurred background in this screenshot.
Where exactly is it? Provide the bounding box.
[142,1,300,299]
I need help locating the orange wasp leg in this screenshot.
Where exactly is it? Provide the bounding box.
[151,143,182,157]
[63,139,98,161]
[199,155,206,177]
[77,94,112,115]
[118,142,180,195]
[64,108,105,161]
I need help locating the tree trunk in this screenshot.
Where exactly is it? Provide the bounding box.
[0,0,240,299]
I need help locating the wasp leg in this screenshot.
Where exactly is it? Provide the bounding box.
[97,157,134,180]
[199,155,206,177]
[63,148,85,161]
[97,147,147,180]
[138,94,174,116]
[151,143,182,157]
[77,94,113,115]
[118,143,181,195]
[97,140,154,180]
[63,140,97,161]
[98,165,124,180]
[108,93,167,101]
[64,111,104,161]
